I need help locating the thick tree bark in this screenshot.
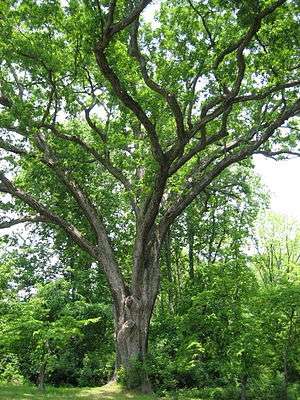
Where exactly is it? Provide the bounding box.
[187,217,195,280]
[112,238,161,393]
[114,294,153,392]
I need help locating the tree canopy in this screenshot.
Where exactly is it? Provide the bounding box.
[0,0,299,248]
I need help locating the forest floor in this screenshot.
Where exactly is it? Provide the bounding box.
[0,382,157,400]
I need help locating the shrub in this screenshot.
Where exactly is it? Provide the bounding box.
[78,352,114,387]
[0,354,25,385]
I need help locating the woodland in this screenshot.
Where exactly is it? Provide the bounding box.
[0,0,299,399]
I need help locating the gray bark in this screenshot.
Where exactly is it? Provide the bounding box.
[114,239,161,393]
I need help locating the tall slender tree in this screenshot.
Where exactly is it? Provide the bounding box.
[0,0,299,391]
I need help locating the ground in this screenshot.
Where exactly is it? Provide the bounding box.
[2,382,299,400]
[0,382,157,400]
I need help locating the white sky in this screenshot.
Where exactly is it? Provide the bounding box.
[255,156,300,221]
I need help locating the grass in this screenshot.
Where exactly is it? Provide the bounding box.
[2,382,299,400]
[0,382,156,400]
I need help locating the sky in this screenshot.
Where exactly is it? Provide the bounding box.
[255,156,300,221]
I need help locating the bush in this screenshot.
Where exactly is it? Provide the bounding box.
[162,386,240,400]
[0,354,25,385]
[117,357,152,390]
[117,362,143,389]
[78,352,114,387]
[288,383,300,400]
[246,372,300,400]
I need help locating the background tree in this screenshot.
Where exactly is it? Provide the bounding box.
[253,212,300,285]
[0,0,300,391]
[0,265,115,389]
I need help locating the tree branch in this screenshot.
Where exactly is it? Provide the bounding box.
[187,1,216,48]
[129,20,185,139]
[94,47,165,164]
[213,0,287,69]
[95,1,165,164]
[108,0,153,37]
[0,95,12,108]
[168,75,299,173]
[0,215,48,229]
[255,149,300,160]
[160,99,300,235]
[35,133,110,242]
[234,80,300,104]
[85,105,107,142]
[0,138,28,156]
[169,105,232,175]
[0,172,97,256]
[0,172,126,303]
[45,125,139,215]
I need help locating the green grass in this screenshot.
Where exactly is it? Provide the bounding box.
[2,383,299,400]
[0,382,156,400]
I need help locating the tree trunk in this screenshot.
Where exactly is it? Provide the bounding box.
[282,350,288,400]
[240,374,248,400]
[37,359,47,391]
[113,241,160,393]
[187,212,195,280]
[115,295,153,392]
[164,229,173,310]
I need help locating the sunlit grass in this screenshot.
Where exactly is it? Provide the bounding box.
[2,382,299,400]
[0,382,156,400]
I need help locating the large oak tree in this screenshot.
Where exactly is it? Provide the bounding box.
[0,0,299,391]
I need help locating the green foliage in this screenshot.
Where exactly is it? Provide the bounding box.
[0,271,114,387]
[1,200,299,399]
[78,352,115,387]
[0,354,25,385]
[253,212,300,285]
[149,233,300,398]
[117,358,149,390]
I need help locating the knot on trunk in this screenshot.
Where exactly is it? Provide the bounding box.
[125,295,141,314]
[117,319,136,343]
[122,319,135,331]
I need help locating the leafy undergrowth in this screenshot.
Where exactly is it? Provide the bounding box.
[0,382,156,400]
